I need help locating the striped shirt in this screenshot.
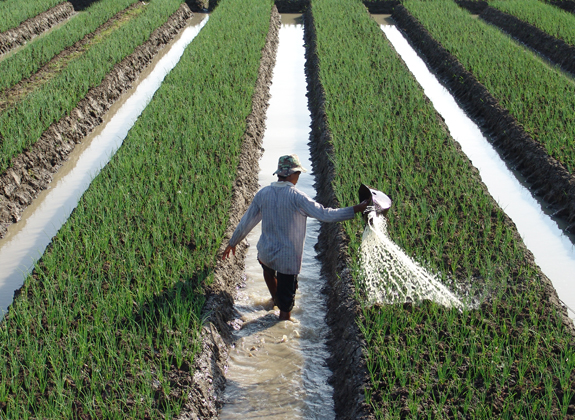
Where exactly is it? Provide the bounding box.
[229,181,355,275]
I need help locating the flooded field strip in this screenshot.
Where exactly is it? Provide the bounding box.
[0,15,208,316]
[378,21,575,321]
[220,16,336,419]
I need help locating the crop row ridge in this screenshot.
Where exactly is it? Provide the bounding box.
[391,4,575,236]
[0,2,75,56]
[174,6,281,418]
[0,4,194,239]
[390,3,575,333]
[0,1,146,112]
[456,0,575,77]
[303,5,376,420]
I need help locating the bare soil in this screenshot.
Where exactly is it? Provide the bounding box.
[457,0,575,76]
[0,2,75,56]
[274,0,309,13]
[389,4,575,237]
[0,4,193,239]
[548,0,575,14]
[174,7,280,419]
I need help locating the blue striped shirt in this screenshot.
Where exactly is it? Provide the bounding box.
[229,181,355,275]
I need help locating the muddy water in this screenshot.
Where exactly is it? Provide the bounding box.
[378,22,575,321]
[0,15,208,316]
[219,19,335,419]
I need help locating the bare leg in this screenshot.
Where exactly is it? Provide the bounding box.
[262,268,277,302]
[279,310,291,321]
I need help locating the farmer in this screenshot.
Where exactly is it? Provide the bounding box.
[222,154,369,321]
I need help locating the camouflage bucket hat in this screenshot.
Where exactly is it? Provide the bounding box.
[273,154,308,177]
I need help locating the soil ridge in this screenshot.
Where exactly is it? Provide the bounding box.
[547,0,575,14]
[363,0,398,14]
[0,1,145,112]
[174,7,280,419]
[303,6,376,420]
[390,5,574,332]
[0,4,193,239]
[456,0,575,76]
[390,4,575,236]
[274,0,309,13]
[0,2,75,56]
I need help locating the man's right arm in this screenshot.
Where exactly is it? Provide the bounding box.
[222,198,262,260]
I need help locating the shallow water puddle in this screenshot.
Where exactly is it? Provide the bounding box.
[219,19,335,419]
[378,22,575,320]
[0,15,208,316]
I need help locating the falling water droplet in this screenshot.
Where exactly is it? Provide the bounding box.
[359,211,462,309]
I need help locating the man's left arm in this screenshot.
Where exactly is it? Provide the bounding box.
[222,199,262,260]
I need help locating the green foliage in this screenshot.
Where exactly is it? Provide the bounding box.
[491,0,575,46]
[0,0,139,93]
[310,0,575,416]
[403,0,575,174]
[0,0,64,33]
[0,0,272,416]
[0,0,181,174]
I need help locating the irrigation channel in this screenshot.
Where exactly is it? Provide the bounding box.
[219,15,336,419]
[373,16,575,321]
[0,14,208,316]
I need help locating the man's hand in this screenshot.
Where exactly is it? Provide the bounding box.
[353,199,370,214]
[222,244,236,260]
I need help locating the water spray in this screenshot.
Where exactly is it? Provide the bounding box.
[358,184,463,309]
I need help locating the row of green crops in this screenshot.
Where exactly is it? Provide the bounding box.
[0,0,138,93]
[0,0,273,416]
[0,0,182,175]
[309,0,574,417]
[0,0,64,33]
[490,0,575,46]
[401,0,575,175]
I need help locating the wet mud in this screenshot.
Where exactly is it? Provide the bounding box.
[0,4,193,239]
[274,0,309,13]
[456,0,575,76]
[363,1,398,14]
[548,0,575,14]
[303,6,376,420]
[389,4,575,237]
[0,2,75,56]
[185,0,209,13]
[174,7,280,419]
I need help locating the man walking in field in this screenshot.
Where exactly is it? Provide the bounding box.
[222,154,369,321]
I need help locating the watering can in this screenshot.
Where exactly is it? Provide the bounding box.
[359,184,392,219]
